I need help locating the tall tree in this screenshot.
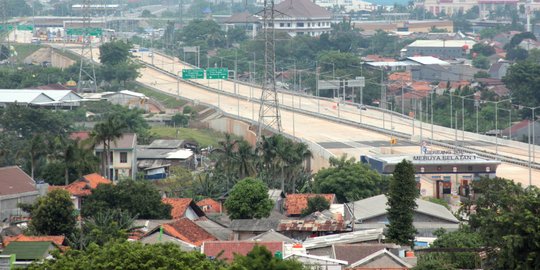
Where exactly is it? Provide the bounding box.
[314,155,388,203]
[81,179,171,219]
[385,159,418,247]
[224,178,274,219]
[25,189,76,236]
[462,177,540,269]
[91,115,127,179]
[301,195,330,217]
[99,40,132,66]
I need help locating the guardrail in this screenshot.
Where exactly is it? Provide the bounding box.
[140,59,540,170]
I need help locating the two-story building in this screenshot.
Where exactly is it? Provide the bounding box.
[95,133,137,181]
[266,0,333,37]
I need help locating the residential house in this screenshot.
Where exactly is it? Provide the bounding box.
[137,139,196,179]
[403,40,476,59]
[284,253,347,270]
[1,241,60,267]
[193,217,232,241]
[0,166,43,222]
[162,198,206,220]
[201,241,284,262]
[284,193,336,217]
[101,90,149,111]
[229,218,281,240]
[502,119,540,143]
[270,0,333,37]
[246,229,295,244]
[475,78,510,97]
[197,198,222,214]
[333,243,415,269]
[48,173,112,210]
[140,218,217,250]
[303,229,384,257]
[488,60,511,80]
[2,235,66,249]
[347,195,459,236]
[278,211,348,240]
[94,133,137,181]
[223,12,261,39]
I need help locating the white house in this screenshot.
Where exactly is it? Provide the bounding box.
[269,0,333,37]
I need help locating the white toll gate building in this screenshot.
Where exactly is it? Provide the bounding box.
[361,151,500,199]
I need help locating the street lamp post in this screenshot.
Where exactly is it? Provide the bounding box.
[493,99,511,159]
[176,71,181,97]
[460,93,476,140]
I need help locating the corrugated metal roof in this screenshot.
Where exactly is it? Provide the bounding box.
[0,91,54,104]
[349,195,459,223]
[0,89,82,103]
[406,56,450,65]
[407,39,476,48]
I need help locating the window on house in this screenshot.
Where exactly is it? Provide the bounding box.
[318,22,321,27]
[287,23,291,27]
[110,152,113,163]
[297,22,304,27]
[280,23,284,27]
[120,152,127,163]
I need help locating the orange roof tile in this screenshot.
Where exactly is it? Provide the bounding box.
[69,131,90,141]
[196,198,222,213]
[3,235,65,247]
[202,241,283,262]
[388,72,411,82]
[162,198,193,219]
[409,82,432,92]
[62,173,112,197]
[284,194,335,216]
[160,218,217,246]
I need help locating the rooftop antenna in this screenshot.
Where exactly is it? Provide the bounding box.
[77,0,97,92]
[257,0,282,140]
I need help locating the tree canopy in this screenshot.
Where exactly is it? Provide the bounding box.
[385,159,418,247]
[24,189,77,236]
[503,61,540,107]
[224,178,274,219]
[81,180,171,219]
[29,241,227,270]
[313,155,388,203]
[301,196,331,217]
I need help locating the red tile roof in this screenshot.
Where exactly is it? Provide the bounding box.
[202,241,283,262]
[197,198,222,213]
[56,173,112,197]
[388,72,411,82]
[409,81,432,92]
[3,235,65,247]
[159,218,217,246]
[284,194,335,216]
[69,131,90,141]
[0,166,37,196]
[162,198,193,219]
[363,55,396,62]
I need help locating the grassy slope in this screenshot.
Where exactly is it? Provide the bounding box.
[13,44,42,61]
[134,85,188,109]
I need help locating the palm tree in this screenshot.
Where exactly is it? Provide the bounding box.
[91,115,126,180]
[236,140,257,179]
[54,137,77,185]
[212,134,239,190]
[20,134,49,180]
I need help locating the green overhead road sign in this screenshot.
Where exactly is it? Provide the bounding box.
[182,69,204,79]
[0,25,14,31]
[66,28,103,36]
[16,25,33,31]
[206,68,228,79]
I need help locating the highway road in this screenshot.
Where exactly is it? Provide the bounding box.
[34,40,540,187]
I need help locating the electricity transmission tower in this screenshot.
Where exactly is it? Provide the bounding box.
[77,0,97,92]
[257,0,282,140]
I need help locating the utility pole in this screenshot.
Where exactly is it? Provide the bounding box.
[316,61,320,113]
